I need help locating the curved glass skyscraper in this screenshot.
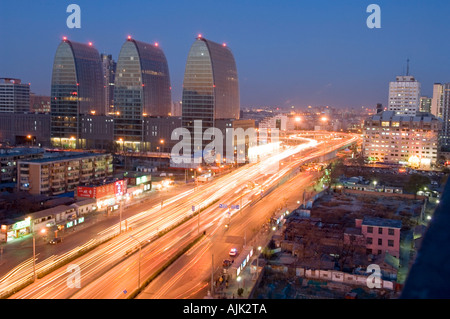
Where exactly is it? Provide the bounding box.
[181,36,240,161]
[50,38,104,148]
[114,37,172,151]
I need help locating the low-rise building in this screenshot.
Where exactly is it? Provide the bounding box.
[17,152,113,196]
[0,148,45,184]
[76,179,126,212]
[29,205,77,234]
[70,198,97,216]
[356,217,402,259]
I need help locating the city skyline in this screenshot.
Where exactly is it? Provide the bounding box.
[1,1,450,303]
[2,1,450,110]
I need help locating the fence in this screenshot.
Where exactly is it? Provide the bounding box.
[295,268,394,290]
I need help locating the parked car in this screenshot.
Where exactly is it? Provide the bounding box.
[229,248,238,257]
[223,259,233,268]
[49,237,62,244]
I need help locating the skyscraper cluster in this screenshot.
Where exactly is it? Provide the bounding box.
[45,35,240,155]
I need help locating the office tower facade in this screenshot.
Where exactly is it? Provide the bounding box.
[419,96,432,113]
[171,101,182,117]
[0,78,30,113]
[388,75,420,116]
[30,94,51,113]
[50,38,105,149]
[431,83,450,150]
[114,37,172,151]
[101,54,116,114]
[181,36,240,161]
[0,113,51,146]
[363,111,441,168]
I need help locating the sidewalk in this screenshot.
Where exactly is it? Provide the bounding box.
[211,216,284,299]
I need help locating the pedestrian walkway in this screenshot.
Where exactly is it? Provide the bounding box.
[211,217,283,299]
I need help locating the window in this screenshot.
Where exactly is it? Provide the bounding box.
[367,226,373,234]
[388,240,394,247]
[378,238,382,245]
[378,228,383,235]
[367,237,373,245]
[388,228,395,236]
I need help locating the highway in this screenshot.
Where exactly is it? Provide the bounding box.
[138,171,321,299]
[6,132,359,299]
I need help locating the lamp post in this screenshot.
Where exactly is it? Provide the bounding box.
[129,236,143,289]
[28,217,46,282]
[159,139,164,168]
[26,135,33,147]
[119,198,124,234]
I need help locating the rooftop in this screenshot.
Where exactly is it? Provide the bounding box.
[29,205,75,219]
[362,216,402,229]
[0,148,45,158]
[70,198,97,207]
[19,152,111,164]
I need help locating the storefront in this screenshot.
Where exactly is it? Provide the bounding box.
[1,218,31,242]
[76,179,127,212]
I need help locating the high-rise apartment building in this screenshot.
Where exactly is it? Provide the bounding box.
[101,54,116,114]
[431,83,450,150]
[431,83,443,117]
[181,36,240,160]
[363,111,441,168]
[50,38,105,149]
[114,37,172,151]
[0,78,30,113]
[419,96,432,113]
[388,75,420,116]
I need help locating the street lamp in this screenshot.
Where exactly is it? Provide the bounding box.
[27,135,33,147]
[158,139,165,168]
[26,216,41,282]
[129,236,143,290]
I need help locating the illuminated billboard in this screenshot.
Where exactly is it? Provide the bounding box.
[76,180,126,199]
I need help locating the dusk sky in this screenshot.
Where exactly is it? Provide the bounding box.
[1,0,450,109]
